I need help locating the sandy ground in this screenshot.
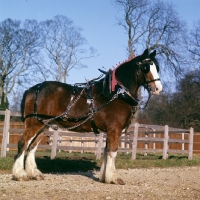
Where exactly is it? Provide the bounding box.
[1,167,200,200]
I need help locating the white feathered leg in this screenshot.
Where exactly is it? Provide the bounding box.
[12,151,28,181]
[99,150,125,184]
[26,139,44,180]
[99,148,107,182]
[105,151,117,183]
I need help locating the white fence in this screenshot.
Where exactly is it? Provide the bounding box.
[0,109,194,160]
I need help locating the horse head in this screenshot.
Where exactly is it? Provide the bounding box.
[137,49,162,95]
[114,48,162,99]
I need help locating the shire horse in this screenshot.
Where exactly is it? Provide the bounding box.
[12,49,162,184]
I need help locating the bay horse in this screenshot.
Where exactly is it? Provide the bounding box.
[12,49,162,184]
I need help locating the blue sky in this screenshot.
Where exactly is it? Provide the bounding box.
[0,0,200,84]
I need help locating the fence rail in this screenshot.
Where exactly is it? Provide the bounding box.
[0,109,194,160]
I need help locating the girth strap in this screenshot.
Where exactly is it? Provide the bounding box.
[34,83,43,114]
[24,113,89,123]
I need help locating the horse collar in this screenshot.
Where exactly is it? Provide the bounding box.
[110,69,139,107]
[116,84,139,107]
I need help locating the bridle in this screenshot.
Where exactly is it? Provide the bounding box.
[136,58,160,93]
[137,58,161,108]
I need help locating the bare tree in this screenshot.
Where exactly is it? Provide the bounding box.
[40,15,96,83]
[114,0,148,57]
[0,18,41,107]
[188,19,200,64]
[113,0,188,77]
[114,0,143,57]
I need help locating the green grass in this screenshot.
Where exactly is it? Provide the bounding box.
[1,151,200,173]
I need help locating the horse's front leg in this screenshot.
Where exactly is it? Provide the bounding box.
[99,128,125,185]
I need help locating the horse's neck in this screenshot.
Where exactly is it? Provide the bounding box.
[116,69,139,97]
[130,84,140,98]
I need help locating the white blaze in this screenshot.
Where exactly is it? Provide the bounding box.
[150,62,162,94]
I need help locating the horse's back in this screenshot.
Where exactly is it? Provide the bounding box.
[22,81,73,118]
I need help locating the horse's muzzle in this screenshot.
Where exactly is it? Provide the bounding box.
[150,85,162,95]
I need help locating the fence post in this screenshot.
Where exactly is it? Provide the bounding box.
[153,129,156,152]
[121,133,125,148]
[96,132,104,159]
[188,127,194,160]
[51,129,59,160]
[162,125,168,160]
[131,122,139,160]
[144,130,148,156]
[182,133,185,151]
[1,109,11,157]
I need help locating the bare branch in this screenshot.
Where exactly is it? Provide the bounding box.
[0,18,41,105]
[39,15,97,83]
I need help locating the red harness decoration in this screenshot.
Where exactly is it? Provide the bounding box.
[111,67,117,92]
[111,56,136,92]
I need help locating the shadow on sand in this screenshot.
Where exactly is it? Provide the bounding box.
[36,156,101,181]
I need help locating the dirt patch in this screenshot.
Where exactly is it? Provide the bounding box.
[1,167,200,200]
[0,170,11,174]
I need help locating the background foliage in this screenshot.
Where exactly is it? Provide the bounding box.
[0,0,200,130]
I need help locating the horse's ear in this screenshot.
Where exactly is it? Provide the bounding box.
[150,50,156,58]
[142,48,149,59]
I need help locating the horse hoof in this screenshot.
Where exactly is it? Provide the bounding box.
[35,175,44,180]
[12,176,30,181]
[116,178,126,185]
[30,175,44,181]
[110,178,126,185]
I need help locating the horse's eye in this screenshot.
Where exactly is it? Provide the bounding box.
[141,64,150,74]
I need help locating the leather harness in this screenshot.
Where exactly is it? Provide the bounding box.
[24,58,159,133]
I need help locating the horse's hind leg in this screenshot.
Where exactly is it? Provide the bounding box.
[25,132,44,180]
[12,140,28,181]
[12,119,45,181]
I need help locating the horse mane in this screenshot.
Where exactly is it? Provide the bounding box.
[115,56,140,91]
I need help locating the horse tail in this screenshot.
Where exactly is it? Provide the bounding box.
[20,90,28,122]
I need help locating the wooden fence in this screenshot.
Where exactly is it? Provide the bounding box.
[0,109,194,160]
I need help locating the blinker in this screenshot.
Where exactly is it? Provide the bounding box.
[137,58,153,74]
[141,63,150,74]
